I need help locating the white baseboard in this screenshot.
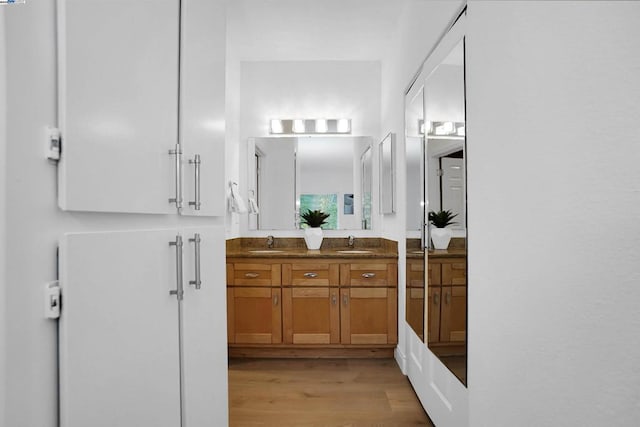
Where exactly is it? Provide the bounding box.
[394,345,407,375]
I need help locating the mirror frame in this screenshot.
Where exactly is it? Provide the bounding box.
[360,145,373,230]
[379,132,396,214]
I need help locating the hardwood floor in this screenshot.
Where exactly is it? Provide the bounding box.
[229,358,433,426]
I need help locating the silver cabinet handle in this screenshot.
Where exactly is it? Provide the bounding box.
[169,235,184,300]
[188,233,201,290]
[445,291,451,305]
[245,272,259,278]
[331,293,337,306]
[434,293,439,305]
[188,154,201,210]
[361,272,376,279]
[343,294,348,306]
[273,294,279,306]
[168,144,183,210]
[303,272,318,278]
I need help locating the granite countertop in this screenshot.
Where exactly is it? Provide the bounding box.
[226,237,398,259]
[406,237,466,259]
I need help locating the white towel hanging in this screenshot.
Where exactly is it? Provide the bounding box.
[229,182,247,213]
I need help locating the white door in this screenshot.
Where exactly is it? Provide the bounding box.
[179,0,226,217]
[441,157,465,229]
[59,229,182,427]
[58,0,179,214]
[181,226,228,426]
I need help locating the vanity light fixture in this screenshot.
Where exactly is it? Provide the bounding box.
[270,119,284,134]
[268,119,352,135]
[419,119,465,139]
[315,119,328,133]
[292,119,306,133]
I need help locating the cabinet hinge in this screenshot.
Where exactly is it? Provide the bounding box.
[44,280,61,319]
[46,126,61,162]
[436,168,443,177]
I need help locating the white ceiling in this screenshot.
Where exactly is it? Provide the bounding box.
[227,0,409,61]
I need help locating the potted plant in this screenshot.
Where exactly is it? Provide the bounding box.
[428,209,458,250]
[300,209,330,250]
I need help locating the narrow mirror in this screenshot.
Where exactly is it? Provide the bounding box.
[379,133,395,214]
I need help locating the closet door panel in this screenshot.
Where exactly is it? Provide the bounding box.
[58,0,178,214]
[180,0,226,216]
[181,225,229,425]
[59,229,181,427]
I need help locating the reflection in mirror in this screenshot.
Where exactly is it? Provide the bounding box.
[360,147,373,229]
[379,133,395,214]
[248,136,372,230]
[425,37,466,385]
[405,35,467,386]
[405,85,425,341]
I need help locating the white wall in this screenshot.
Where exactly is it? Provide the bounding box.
[466,1,640,425]
[0,8,7,427]
[238,60,381,236]
[2,2,224,426]
[379,1,467,426]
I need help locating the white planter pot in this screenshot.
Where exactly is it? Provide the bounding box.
[431,227,452,250]
[304,227,323,250]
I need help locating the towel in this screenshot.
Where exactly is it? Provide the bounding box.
[229,182,248,213]
[248,197,260,214]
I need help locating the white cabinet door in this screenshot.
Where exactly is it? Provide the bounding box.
[59,229,183,427]
[181,226,228,426]
[58,0,179,214]
[179,0,226,217]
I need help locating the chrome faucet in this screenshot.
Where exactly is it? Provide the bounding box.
[348,235,355,248]
[267,235,274,249]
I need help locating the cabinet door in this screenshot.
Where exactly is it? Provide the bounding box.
[179,0,226,216]
[59,229,181,427]
[340,288,397,345]
[181,226,228,426]
[427,286,441,344]
[440,286,467,343]
[227,287,282,344]
[58,0,178,214]
[282,287,340,344]
[406,287,425,341]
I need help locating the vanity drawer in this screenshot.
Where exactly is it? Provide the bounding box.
[228,261,281,286]
[441,261,466,286]
[340,261,397,287]
[282,263,339,287]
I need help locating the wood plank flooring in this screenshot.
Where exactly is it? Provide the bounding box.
[229,358,433,426]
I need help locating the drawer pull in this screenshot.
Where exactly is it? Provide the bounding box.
[361,272,376,279]
[303,272,318,278]
[244,272,260,279]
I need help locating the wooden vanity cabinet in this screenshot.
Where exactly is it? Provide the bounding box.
[226,261,282,344]
[281,262,340,344]
[427,258,466,346]
[227,257,398,354]
[340,261,398,345]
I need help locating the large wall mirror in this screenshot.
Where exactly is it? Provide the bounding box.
[405,30,467,385]
[248,136,373,230]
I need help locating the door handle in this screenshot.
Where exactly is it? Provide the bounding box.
[188,154,201,210]
[434,293,439,305]
[169,235,184,300]
[188,233,201,290]
[343,294,348,306]
[168,144,183,210]
[273,294,279,306]
[331,293,337,306]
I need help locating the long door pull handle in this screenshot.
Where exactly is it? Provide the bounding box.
[188,233,202,289]
[168,144,183,210]
[169,235,184,300]
[188,154,201,210]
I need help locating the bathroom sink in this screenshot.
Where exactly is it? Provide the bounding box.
[248,249,285,253]
[336,250,373,254]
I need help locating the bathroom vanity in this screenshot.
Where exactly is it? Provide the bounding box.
[226,238,398,357]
